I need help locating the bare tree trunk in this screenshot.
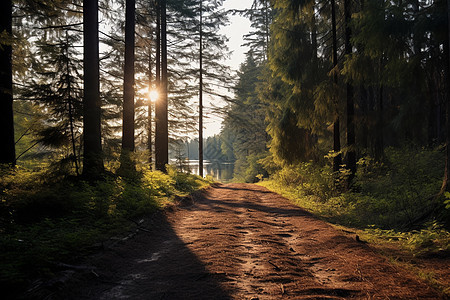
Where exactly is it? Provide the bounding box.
[344,0,356,182]
[331,0,341,173]
[264,0,270,60]
[155,0,168,172]
[82,0,104,177]
[148,28,153,166]
[440,0,450,193]
[0,0,15,166]
[66,33,79,175]
[374,84,384,161]
[122,0,136,152]
[199,0,204,177]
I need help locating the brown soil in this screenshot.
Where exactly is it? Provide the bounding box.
[51,183,445,299]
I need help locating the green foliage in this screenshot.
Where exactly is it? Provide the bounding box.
[260,146,449,256]
[444,192,450,210]
[353,147,444,227]
[365,221,450,257]
[220,54,269,182]
[0,163,209,295]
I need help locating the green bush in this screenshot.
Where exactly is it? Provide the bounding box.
[262,146,448,230]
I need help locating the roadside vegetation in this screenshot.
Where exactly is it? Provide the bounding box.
[259,147,450,254]
[257,147,450,296]
[0,163,210,297]
[213,2,450,295]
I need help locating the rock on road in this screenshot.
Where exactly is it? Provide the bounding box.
[57,183,440,299]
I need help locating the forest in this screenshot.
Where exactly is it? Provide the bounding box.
[1,0,450,298]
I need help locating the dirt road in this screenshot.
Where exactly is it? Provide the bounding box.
[55,183,441,299]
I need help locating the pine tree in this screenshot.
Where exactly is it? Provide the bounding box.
[221,54,268,181]
[23,30,83,173]
[241,0,273,63]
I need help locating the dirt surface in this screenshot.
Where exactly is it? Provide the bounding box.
[52,183,444,299]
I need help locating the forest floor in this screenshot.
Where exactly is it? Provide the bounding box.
[33,183,447,299]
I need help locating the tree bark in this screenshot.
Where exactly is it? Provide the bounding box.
[0,0,15,166]
[344,0,356,181]
[148,29,153,166]
[374,84,384,161]
[65,33,79,175]
[331,0,341,173]
[122,0,136,152]
[82,0,104,177]
[199,0,204,177]
[155,0,168,172]
[440,0,450,193]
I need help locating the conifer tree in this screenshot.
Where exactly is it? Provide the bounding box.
[23,30,83,173]
[241,0,273,63]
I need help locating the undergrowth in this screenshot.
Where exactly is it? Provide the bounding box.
[259,147,450,257]
[0,164,210,297]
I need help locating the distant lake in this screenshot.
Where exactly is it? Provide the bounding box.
[175,160,234,183]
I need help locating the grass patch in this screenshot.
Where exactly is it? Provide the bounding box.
[0,164,211,298]
[258,147,450,296]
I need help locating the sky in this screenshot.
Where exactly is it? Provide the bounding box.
[203,0,253,137]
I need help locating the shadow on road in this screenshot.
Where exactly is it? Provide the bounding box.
[50,212,231,300]
[195,184,313,219]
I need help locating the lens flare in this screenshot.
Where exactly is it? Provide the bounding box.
[148,90,159,102]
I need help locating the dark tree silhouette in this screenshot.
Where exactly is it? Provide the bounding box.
[155,0,168,172]
[198,0,204,177]
[331,0,341,173]
[0,0,15,166]
[82,0,103,177]
[122,0,136,153]
[344,0,356,181]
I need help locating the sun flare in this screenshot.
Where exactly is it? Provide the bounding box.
[148,89,159,102]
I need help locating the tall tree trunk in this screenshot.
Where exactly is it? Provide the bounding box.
[374,84,384,161]
[122,0,136,152]
[148,30,153,166]
[154,0,160,167]
[360,86,369,149]
[199,0,204,177]
[331,0,341,172]
[82,0,104,177]
[344,0,356,182]
[311,0,317,61]
[264,0,270,60]
[65,33,79,175]
[440,0,450,193]
[155,0,168,172]
[0,0,15,166]
[156,0,160,92]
